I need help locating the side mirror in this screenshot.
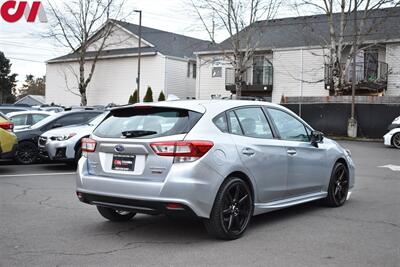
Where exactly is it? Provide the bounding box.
[51,123,63,129]
[310,131,324,147]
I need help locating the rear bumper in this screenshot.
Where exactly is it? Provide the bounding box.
[1,144,17,159]
[76,157,224,219]
[77,192,197,217]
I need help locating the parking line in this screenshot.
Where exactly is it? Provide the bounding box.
[0,172,76,178]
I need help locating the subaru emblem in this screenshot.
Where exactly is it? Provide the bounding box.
[114,145,125,153]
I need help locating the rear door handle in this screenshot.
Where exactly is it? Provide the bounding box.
[287,148,297,156]
[242,148,255,156]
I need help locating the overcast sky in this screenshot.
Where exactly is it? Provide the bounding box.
[0,0,298,87]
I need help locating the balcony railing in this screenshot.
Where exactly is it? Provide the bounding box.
[225,68,273,96]
[325,61,388,94]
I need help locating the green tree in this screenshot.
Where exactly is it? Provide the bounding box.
[0,52,17,103]
[18,75,46,99]
[143,86,153,102]
[158,91,166,101]
[128,89,138,104]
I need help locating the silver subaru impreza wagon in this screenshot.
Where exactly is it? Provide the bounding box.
[77,100,355,240]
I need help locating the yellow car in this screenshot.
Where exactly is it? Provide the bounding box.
[0,112,17,159]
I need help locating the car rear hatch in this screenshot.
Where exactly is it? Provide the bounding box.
[85,104,204,182]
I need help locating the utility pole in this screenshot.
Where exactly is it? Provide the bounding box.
[134,10,142,103]
[348,0,358,137]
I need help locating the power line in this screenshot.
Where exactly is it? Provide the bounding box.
[0,41,66,52]
[7,57,44,63]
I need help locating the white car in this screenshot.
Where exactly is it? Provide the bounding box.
[384,116,400,149]
[7,110,53,130]
[38,113,107,164]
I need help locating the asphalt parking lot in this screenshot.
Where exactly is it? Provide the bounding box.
[0,141,399,267]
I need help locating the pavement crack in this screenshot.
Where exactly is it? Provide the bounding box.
[38,196,52,205]
[2,181,33,199]
[38,196,71,210]
[11,241,192,257]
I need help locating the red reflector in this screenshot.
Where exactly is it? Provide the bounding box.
[81,138,97,152]
[166,203,184,210]
[0,121,14,131]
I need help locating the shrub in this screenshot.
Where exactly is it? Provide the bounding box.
[143,86,153,102]
[128,89,138,104]
[158,91,166,101]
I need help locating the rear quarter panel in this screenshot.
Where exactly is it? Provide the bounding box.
[0,128,17,153]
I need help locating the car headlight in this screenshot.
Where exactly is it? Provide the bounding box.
[345,149,352,158]
[52,133,77,141]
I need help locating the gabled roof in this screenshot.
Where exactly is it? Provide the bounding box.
[198,7,400,54]
[48,20,212,63]
[15,95,46,105]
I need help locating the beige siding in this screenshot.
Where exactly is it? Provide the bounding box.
[272,48,327,103]
[386,43,400,95]
[46,55,166,106]
[165,57,196,99]
[196,55,232,99]
[87,26,148,52]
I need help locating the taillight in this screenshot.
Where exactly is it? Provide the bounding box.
[0,121,14,132]
[150,141,214,163]
[81,138,97,153]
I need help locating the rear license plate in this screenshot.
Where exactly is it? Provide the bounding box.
[112,155,135,171]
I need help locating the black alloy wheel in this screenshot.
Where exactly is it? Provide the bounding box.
[205,177,253,240]
[15,141,38,165]
[324,162,349,207]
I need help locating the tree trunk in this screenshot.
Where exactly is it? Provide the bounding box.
[80,91,87,106]
[79,55,87,106]
[235,53,243,98]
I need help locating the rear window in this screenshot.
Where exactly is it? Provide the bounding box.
[94,107,202,139]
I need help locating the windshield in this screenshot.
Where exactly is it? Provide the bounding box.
[94,107,202,139]
[30,113,62,129]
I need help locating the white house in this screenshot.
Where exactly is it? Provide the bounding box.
[195,7,400,103]
[46,20,211,106]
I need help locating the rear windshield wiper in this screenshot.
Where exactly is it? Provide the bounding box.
[122,130,158,138]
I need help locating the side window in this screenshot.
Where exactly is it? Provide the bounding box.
[85,112,101,122]
[31,114,49,124]
[268,108,309,142]
[10,114,28,126]
[227,111,242,135]
[212,67,222,78]
[213,113,228,132]
[54,113,87,127]
[235,108,274,139]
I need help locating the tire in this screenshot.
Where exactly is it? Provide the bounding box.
[204,177,253,240]
[15,141,38,165]
[323,162,349,207]
[75,147,82,163]
[96,206,136,222]
[391,132,400,149]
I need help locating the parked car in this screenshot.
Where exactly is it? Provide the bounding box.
[387,115,400,131]
[0,105,31,115]
[14,110,102,164]
[39,106,64,113]
[0,112,17,159]
[38,112,108,164]
[384,128,400,149]
[76,100,355,240]
[8,110,53,130]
